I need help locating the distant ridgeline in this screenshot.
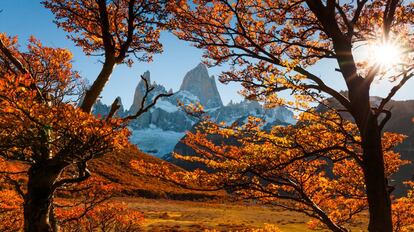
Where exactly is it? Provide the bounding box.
[317,94,414,196]
[92,63,295,158]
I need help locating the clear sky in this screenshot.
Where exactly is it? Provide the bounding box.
[1,0,413,109]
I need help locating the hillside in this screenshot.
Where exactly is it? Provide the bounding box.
[382,99,414,196]
[318,97,414,196]
[89,145,222,200]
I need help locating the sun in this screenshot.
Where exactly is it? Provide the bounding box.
[368,40,403,70]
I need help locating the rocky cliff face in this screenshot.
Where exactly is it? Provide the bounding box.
[210,100,295,126]
[129,71,151,115]
[92,97,127,118]
[179,63,223,109]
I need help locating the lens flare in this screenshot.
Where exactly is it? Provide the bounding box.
[368,41,403,70]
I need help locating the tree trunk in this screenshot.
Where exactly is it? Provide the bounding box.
[80,59,116,113]
[338,55,393,231]
[361,115,393,232]
[24,162,64,232]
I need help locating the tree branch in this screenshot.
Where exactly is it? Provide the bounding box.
[106,97,121,120]
[377,71,413,113]
[123,75,172,120]
[383,0,400,38]
[0,37,28,74]
[52,162,91,191]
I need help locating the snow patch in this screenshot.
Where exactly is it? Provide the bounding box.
[155,100,179,113]
[176,90,200,102]
[129,128,185,157]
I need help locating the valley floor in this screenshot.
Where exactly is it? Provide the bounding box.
[122,197,325,232]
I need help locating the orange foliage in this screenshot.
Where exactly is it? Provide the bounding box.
[165,1,414,231]
[43,0,165,65]
[57,201,143,232]
[392,182,414,232]
[0,32,130,230]
[132,110,412,231]
[54,176,143,232]
[0,33,129,160]
[0,189,23,232]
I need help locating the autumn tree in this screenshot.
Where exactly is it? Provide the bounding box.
[166,1,414,231]
[43,0,168,114]
[0,169,145,232]
[0,1,172,231]
[0,0,172,231]
[0,34,132,231]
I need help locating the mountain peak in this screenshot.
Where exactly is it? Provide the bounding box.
[129,71,152,114]
[115,96,124,111]
[142,71,151,83]
[179,63,223,109]
[195,62,208,70]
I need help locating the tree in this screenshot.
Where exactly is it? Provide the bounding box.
[0,34,130,231]
[43,0,168,113]
[132,110,412,231]
[392,181,414,232]
[1,0,172,231]
[166,1,414,231]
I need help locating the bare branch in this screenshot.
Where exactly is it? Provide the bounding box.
[123,75,173,120]
[378,109,392,132]
[52,162,91,191]
[106,97,121,120]
[377,71,413,113]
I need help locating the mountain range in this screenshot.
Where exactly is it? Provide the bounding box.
[93,63,295,157]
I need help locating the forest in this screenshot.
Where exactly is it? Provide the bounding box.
[1,0,414,231]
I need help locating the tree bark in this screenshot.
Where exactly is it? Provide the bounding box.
[333,40,393,232]
[361,115,393,232]
[80,59,116,113]
[349,91,393,232]
[23,162,64,232]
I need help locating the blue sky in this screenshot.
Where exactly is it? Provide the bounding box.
[1,0,413,109]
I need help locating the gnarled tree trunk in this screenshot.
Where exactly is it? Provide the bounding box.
[23,162,64,232]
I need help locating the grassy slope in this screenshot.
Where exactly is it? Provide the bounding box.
[90,144,222,200]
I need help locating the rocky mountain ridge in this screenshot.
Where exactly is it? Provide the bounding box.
[93,63,295,157]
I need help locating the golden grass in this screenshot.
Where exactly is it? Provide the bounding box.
[120,197,326,232]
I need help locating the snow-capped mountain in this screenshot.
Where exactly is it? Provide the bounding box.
[179,63,223,109]
[92,63,295,157]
